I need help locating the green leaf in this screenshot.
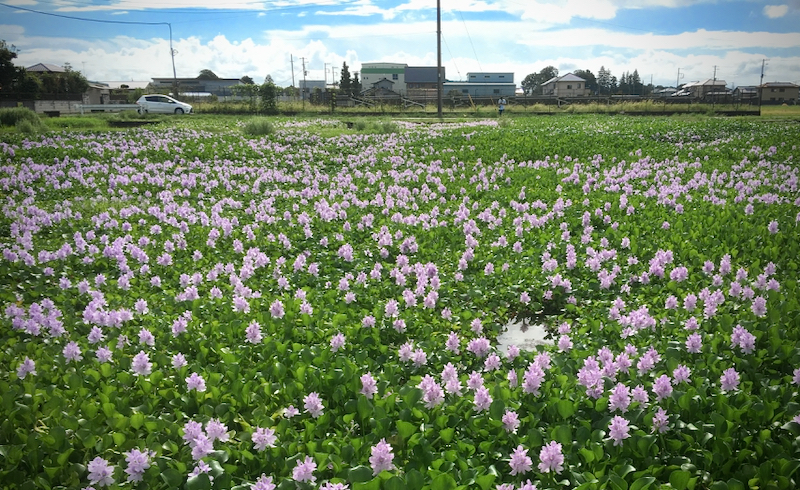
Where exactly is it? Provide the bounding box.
[130,412,144,430]
[396,420,417,441]
[489,399,505,420]
[726,478,745,490]
[184,473,212,490]
[384,476,405,490]
[557,399,575,419]
[405,469,424,490]
[670,470,692,490]
[349,465,374,483]
[353,477,381,490]
[475,474,496,490]
[609,474,628,490]
[161,468,184,487]
[552,425,572,446]
[630,476,655,490]
[440,428,454,444]
[358,396,374,420]
[431,473,457,490]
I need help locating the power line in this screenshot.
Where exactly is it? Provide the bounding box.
[457,10,482,72]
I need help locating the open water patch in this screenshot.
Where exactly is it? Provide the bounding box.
[496,320,553,352]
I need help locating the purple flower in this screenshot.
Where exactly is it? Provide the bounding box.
[304,392,324,418]
[123,448,152,482]
[651,407,669,434]
[751,297,767,318]
[252,427,277,451]
[131,350,152,376]
[330,332,345,352]
[720,367,740,392]
[270,299,285,319]
[190,433,214,460]
[186,372,206,392]
[768,220,779,234]
[793,368,800,386]
[652,375,673,401]
[284,405,300,418]
[502,410,520,433]
[245,321,262,344]
[87,456,115,487]
[509,445,532,476]
[672,365,691,384]
[538,440,564,474]
[360,372,378,399]
[369,438,396,475]
[473,386,493,412]
[252,474,276,490]
[95,347,112,363]
[608,383,631,413]
[319,483,349,490]
[609,415,631,446]
[17,357,36,379]
[63,341,83,363]
[445,332,460,354]
[686,333,702,353]
[292,456,317,483]
[206,419,229,442]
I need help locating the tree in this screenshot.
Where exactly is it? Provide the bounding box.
[0,40,22,92]
[264,74,274,85]
[573,69,597,94]
[259,79,278,114]
[339,62,351,95]
[521,66,558,95]
[597,66,615,96]
[350,72,361,96]
[241,75,255,85]
[198,69,219,80]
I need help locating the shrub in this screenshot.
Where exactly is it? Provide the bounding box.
[0,107,42,127]
[378,120,398,134]
[15,119,40,134]
[354,120,367,131]
[242,118,275,136]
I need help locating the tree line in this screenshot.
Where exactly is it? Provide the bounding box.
[0,41,89,98]
[521,65,653,96]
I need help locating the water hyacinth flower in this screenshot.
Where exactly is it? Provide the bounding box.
[87,456,115,487]
[252,426,278,451]
[652,375,673,401]
[330,332,345,352]
[720,368,741,392]
[245,321,263,344]
[502,410,520,433]
[538,441,564,474]
[123,448,153,482]
[369,438,396,475]
[63,341,83,363]
[186,372,207,392]
[608,415,631,445]
[131,350,152,376]
[292,456,317,483]
[320,483,349,490]
[360,372,378,399]
[651,407,669,433]
[509,445,532,475]
[473,386,493,412]
[17,357,36,379]
[304,392,325,418]
[252,474,276,490]
[270,299,285,319]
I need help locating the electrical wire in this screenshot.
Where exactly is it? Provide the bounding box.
[457,10,481,72]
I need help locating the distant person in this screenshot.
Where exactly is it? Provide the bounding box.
[498,97,507,116]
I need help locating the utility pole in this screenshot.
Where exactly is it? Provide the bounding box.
[169,23,179,98]
[324,62,328,86]
[759,59,768,113]
[676,68,682,90]
[712,65,718,110]
[436,0,443,118]
[290,55,295,88]
[301,57,307,111]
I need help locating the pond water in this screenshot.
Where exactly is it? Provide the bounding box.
[496,320,554,352]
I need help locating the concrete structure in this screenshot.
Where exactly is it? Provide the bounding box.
[360,62,407,94]
[541,73,589,97]
[732,86,758,101]
[443,71,516,98]
[759,82,799,104]
[150,77,244,96]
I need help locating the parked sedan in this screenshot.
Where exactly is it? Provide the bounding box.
[136,94,193,114]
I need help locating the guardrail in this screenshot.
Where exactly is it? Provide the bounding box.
[77,104,140,115]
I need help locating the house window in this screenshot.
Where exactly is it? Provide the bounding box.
[577,84,581,89]
[485,75,490,79]
[392,74,398,80]
[771,88,776,92]
[780,88,785,92]
[567,84,572,89]
[462,89,468,93]
[493,89,500,94]
[499,75,505,78]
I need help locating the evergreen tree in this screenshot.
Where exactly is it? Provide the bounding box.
[350,72,361,96]
[339,62,351,94]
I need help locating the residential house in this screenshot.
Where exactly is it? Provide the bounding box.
[405,66,444,96]
[732,86,758,101]
[759,82,799,104]
[680,79,727,99]
[541,73,589,97]
[26,63,67,74]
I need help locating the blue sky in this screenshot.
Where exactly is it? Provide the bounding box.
[2,0,799,88]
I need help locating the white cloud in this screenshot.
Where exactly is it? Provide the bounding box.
[763,4,789,18]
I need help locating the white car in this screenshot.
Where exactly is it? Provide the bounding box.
[136,94,193,114]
